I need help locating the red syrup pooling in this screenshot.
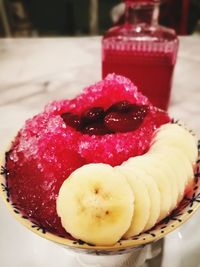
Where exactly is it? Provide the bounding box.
[5,74,171,237]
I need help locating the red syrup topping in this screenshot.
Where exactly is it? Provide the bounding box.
[5,74,171,237]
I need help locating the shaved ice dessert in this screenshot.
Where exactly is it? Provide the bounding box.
[3,74,198,245]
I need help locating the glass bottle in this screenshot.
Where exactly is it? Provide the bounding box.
[102,0,179,110]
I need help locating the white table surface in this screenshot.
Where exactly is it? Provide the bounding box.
[0,36,199,267]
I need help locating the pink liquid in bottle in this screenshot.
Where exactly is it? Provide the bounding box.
[102,0,179,110]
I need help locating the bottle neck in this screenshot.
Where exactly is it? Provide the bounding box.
[125,2,160,26]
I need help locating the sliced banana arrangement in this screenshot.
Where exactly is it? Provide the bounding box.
[56,123,198,245]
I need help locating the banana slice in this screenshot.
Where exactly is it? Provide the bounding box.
[145,154,179,211]
[57,163,134,246]
[152,123,198,164]
[115,166,150,237]
[149,146,194,202]
[124,155,173,221]
[122,162,160,231]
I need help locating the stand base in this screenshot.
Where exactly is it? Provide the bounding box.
[72,240,163,267]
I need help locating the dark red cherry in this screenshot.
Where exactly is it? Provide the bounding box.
[104,110,145,133]
[130,105,149,118]
[106,100,132,113]
[83,123,110,135]
[83,107,105,124]
[61,104,149,134]
[61,112,83,130]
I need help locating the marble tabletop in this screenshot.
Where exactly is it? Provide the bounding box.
[0,36,199,267]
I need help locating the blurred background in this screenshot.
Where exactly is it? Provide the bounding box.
[0,0,200,38]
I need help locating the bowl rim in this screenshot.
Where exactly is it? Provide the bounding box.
[0,137,200,252]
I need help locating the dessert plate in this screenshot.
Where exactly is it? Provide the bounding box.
[0,139,200,255]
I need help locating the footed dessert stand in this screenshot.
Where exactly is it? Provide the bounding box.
[73,240,163,267]
[75,246,150,267]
